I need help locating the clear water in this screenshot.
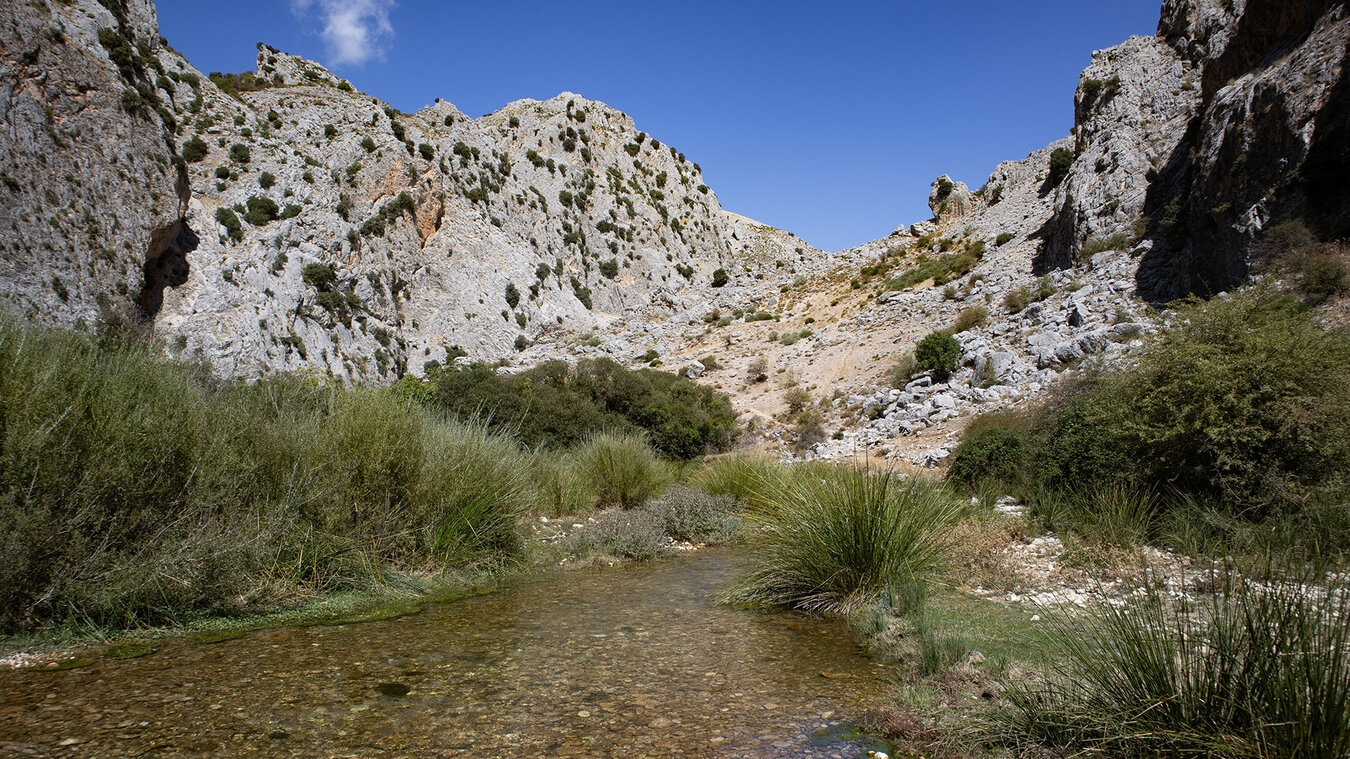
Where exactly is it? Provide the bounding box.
[0,549,895,757]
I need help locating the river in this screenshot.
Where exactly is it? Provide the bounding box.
[0,548,897,758]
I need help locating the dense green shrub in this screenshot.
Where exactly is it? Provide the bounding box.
[914,331,961,381]
[1111,292,1350,513]
[946,412,1029,489]
[229,143,250,164]
[996,232,1014,246]
[950,290,1350,551]
[1047,147,1075,187]
[0,322,532,632]
[720,467,958,614]
[182,136,208,163]
[244,196,279,225]
[427,358,737,460]
[215,207,243,242]
[711,268,729,287]
[259,171,275,189]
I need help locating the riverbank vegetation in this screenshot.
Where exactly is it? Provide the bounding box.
[947,288,1350,558]
[0,321,738,638]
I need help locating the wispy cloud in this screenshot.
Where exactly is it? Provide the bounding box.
[290,0,395,66]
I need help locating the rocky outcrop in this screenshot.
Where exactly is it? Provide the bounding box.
[1038,35,1201,272]
[1140,0,1350,298]
[1031,0,1350,300]
[0,0,194,327]
[928,175,973,225]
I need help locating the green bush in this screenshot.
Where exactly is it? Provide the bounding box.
[914,331,961,381]
[0,322,533,632]
[576,432,668,510]
[1003,570,1350,757]
[1047,147,1074,187]
[229,143,250,164]
[719,467,958,614]
[215,207,243,242]
[946,412,1029,489]
[950,290,1350,552]
[645,486,741,544]
[996,232,1014,246]
[182,136,208,163]
[1110,292,1350,514]
[562,509,666,562]
[244,196,279,225]
[711,268,729,287]
[427,358,737,460]
[259,171,275,189]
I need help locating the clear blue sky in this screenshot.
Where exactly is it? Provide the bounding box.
[157,1,1162,251]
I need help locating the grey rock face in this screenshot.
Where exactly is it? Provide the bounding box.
[1040,35,1200,271]
[0,0,191,328]
[928,175,972,224]
[1145,1,1350,299]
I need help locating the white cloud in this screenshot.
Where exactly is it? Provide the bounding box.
[290,0,395,66]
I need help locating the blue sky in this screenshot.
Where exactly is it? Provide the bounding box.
[158,1,1162,251]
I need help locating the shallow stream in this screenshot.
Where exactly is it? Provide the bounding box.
[0,549,895,757]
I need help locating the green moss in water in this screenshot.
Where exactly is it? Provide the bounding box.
[374,682,411,698]
[809,723,897,755]
[308,600,424,627]
[104,643,156,660]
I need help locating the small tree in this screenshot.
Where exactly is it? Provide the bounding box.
[504,282,521,309]
[711,268,729,288]
[182,136,208,163]
[914,331,961,382]
[1047,147,1075,187]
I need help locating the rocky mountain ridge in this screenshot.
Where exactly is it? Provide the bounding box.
[0,0,1346,455]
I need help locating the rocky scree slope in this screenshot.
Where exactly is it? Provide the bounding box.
[594,0,1350,465]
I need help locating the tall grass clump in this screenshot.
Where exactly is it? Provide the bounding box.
[0,321,533,632]
[575,431,668,509]
[720,467,959,614]
[529,449,593,517]
[687,452,786,502]
[1001,570,1350,758]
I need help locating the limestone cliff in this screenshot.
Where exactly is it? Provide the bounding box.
[0,0,194,328]
[0,1,806,381]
